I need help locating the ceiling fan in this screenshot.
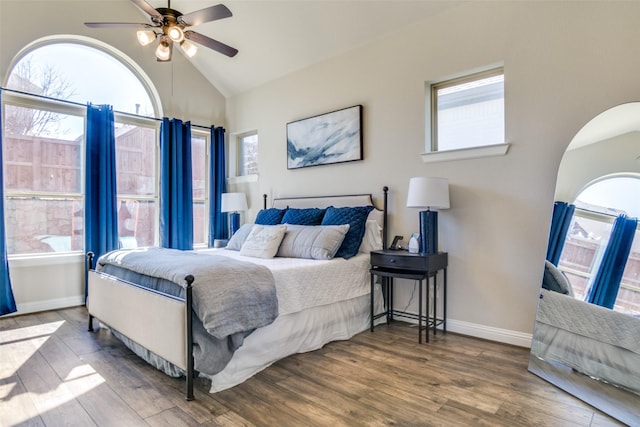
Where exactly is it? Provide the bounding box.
[85,0,238,62]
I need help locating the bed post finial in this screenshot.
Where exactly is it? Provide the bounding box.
[382,186,389,250]
[263,194,267,210]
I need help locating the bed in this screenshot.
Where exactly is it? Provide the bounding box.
[530,261,640,396]
[86,188,388,399]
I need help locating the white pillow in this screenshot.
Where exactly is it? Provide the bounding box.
[225,223,254,250]
[277,224,350,260]
[359,220,383,253]
[240,225,287,258]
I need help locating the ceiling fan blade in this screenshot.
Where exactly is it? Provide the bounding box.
[85,22,158,29]
[184,31,238,57]
[179,4,232,27]
[130,0,164,23]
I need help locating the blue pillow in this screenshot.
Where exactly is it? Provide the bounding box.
[321,206,374,259]
[281,208,326,225]
[255,208,287,225]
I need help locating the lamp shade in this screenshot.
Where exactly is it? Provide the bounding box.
[406,177,450,210]
[221,192,248,212]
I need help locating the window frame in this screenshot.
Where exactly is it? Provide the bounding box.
[190,128,210,248]
[424,66,509,163]
[227,130,258,184]
[2,36,163,257]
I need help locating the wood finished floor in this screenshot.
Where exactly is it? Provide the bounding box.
[0,306,624,427]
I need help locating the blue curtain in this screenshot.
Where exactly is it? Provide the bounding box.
[208,126,227,245]
[0,91,17,316]
[159,118,193,250]
[586,214,638,309]
[546,201,575,265]
[85,104,119,294]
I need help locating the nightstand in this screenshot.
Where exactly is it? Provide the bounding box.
[370,250,448,343]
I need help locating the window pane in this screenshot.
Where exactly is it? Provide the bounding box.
[5,197,83,254]
[192,134,206,199]
[117,199,155,247]
[193,201,206,246]
[115,124,156,196]
[558,215,613,300]
[4,105,83,193]
[239,133,258,176]
[618,227,640,315]
[191,133,207,246]
[435,73,504,151]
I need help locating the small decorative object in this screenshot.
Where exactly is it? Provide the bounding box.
[221,192,248,237]
[286,105,363,169]
[406,177,450,254]
[408,233,420,253]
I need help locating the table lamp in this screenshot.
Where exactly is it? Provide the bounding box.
[406,177,450,254]
[221,192,248,237]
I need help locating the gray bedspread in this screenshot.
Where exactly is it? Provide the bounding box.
[96,247,278,375]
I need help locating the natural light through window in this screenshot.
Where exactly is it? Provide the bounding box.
[430,68,504,152]
[558,175,640,314]
[3,40,160,255]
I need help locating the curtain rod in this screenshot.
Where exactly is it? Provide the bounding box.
[0,86,215,131]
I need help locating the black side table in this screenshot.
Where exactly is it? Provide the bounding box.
[370,250,448,343]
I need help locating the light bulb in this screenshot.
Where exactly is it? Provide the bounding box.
[136,30,156,46]
[180,39,198,57]
[167,26,184,43]
[155,38,172,61]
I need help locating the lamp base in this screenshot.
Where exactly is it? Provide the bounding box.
[419,210,438,254]
[229,212,240,236]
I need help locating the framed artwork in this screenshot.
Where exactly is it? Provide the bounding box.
[286,105,363,169]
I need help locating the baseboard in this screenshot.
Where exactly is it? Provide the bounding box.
[14,296,85,316]
[394,314,532,348]
[446,318,532,348]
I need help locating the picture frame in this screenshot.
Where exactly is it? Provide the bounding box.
[286,105,363,169]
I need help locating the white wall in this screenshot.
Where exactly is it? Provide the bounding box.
[225,1,640,346]
[556,131,640,202]
[0,0,226,313]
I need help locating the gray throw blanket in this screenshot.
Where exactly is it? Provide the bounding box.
[97,247,278,375]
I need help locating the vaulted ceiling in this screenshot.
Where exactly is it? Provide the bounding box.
[118,1,465,97]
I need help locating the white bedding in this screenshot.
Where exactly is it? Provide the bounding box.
[197,248,372,315]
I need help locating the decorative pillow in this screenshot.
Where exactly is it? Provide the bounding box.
[359,220,383,253]
[240,225,287,259]
[255,208,287,225]
[277,224,350,260]
[225,224,254,250]
[367,208,384,228]
[542,260,574,296]
[281,208,326,225]
[321,205,374,259]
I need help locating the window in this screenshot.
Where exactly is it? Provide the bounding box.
[191,131,208,246]
[3,39,160,254]
[238,131,258,176]
[557,175,640,314]
[114,119,158,248]
[3,100,84,254]
[430,68,504,152]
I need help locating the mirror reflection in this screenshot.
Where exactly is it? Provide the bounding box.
[529,103,640,425]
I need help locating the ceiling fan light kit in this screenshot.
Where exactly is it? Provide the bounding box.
[85,0,238,62]
[155,36,172,61]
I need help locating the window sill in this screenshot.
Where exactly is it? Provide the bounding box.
[9,252,85,267]
[228,174,258,185]
[421,143,510,163]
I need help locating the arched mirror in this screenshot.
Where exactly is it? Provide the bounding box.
[528,103,640,425]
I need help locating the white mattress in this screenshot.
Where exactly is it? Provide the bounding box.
[197,249,372,315]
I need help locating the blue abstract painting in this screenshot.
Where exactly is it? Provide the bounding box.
[287,105,363,169]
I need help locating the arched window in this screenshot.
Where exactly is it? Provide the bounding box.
[559,175,640,314]
[2,37,162,254]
